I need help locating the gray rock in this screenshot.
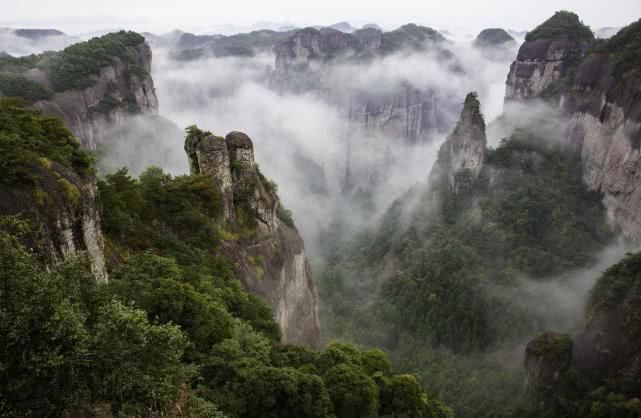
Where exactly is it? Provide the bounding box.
[185,129,322,347]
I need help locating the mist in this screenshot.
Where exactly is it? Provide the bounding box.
[148,38,517,251]
[0,28,77,56]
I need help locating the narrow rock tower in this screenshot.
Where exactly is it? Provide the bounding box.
[185,127,321,347]
[430,92,487,193]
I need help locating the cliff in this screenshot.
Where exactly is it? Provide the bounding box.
[505,11,594,101]
[0,31,158,150]
[185,127,321,347]
[430,92,487,192]
[0,99,107,281]
[505,15,641,241]
[271,24,459,193]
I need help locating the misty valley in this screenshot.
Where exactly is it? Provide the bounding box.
[1,9,641,418]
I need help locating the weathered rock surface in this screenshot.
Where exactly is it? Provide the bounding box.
[431,92,487,192]
[0,160,107,282]
[271,24,459,192]
[30,40,158,150]
[185,129,321,347]
[505,15,641,241]
[504,36,592,101]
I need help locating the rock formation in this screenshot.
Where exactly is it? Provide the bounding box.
[270,24,459,193]
[30,35,158,150]
[430,92,487,192]
[505,14,641,241]
[504,11,594,101]
[0,104,107,282]
[0,31,158,150]
[185,128,321,347]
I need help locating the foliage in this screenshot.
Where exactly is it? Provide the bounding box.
[600,19,641,82]
[525,11,595,42]
[0,229,190,417]
[317,130,612,417]
[0,99,93,183]
[0,73,53,102]
[47,31,147,91]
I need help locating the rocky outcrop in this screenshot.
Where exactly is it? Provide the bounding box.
[30,39,158,150]
[185,128,321,347]
[431,92,486,192]
[504,12,594,101]
[271,24,459,193]
[0,158,107,283]
[505,15,641,240]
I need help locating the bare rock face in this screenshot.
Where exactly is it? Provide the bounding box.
[30,41,158,150]
[271,25,459,193]
[185,129,321,347]
[505,37,592,101]
[504,15,641,241]
[431,92,486,192]
[504,12,594,102]
[0,160,107,282]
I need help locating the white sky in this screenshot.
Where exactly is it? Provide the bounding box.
[2,0,640,35]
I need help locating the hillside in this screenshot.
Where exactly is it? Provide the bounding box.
[0,99,454,418]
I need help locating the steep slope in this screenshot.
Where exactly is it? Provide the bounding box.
[505,14,641,241]
[184,127,321,346]
[430,92,486,192]
[524,252,641,417]
[0,98,106,281]
[505,11,594,101]
[0,31,158,150]
[317,92,613,417]
[269,24,459,194]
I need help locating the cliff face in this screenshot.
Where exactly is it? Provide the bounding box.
[505,15,641,241]
[30,40,158,150]
[185,129,321,347]
[0,101,107,281]
[271,25,458,192]
[504,36,592,101]
[430,92,487,192]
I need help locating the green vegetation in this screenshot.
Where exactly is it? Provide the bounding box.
[600,19,641,83]
[0,99,92,183]
[47,31,147,91]
[317,129,612,417]
[0,96,455,416]
[522,253,641,418]
[0,73,53,102]
[525,11,594,42]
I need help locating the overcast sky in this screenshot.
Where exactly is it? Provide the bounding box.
[2,0,640,35]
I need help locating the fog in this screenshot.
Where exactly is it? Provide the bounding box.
[150,39,518,250]
[0,28,77,55]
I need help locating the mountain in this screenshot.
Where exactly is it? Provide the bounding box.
[153,28,297,60]
[184,128,321,346]
[328,21,355,33]
[0,99,107,281]
[0,31,159,150]
[473,28,516,48]
[505,13,641,241]
[0,96,453,418]
[270,24,459,192]
[0,27,78,55]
